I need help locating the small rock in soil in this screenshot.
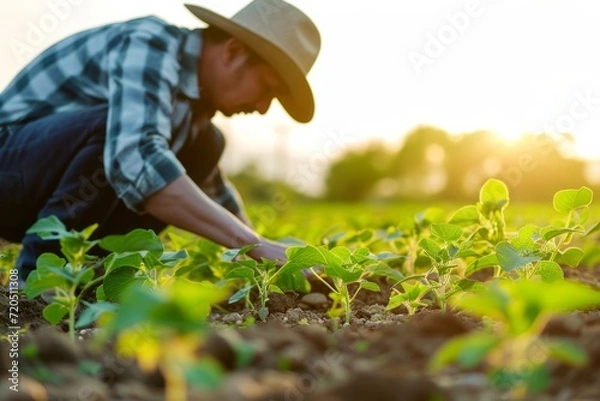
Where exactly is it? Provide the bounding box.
[300,293,329,308]
[222,312,244,325]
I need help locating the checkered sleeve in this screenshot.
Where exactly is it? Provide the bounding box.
[104,20,186,212]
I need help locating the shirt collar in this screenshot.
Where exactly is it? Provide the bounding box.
[178,28,203,100]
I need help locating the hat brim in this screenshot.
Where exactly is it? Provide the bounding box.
[185,4,315,123]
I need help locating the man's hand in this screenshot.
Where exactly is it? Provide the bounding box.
[248,238,288,266]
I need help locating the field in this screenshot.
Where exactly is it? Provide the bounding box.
[1,180,600,401]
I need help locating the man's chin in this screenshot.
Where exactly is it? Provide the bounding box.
[219,107,251,117]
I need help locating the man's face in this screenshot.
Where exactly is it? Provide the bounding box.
[210,39,287,117]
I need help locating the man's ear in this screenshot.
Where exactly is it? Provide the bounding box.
[222,37,249,68]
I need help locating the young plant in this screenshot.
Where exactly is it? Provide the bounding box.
[24,216,105,340]
[277,245,381,324]
[98,228,189,302]
[387,207,447,275]
[476,178,510,246]
[225,244,309,321]
[545,186,594,262]
[449,179,513,278]
[466,186,597,282]
[166,230,229,281]
[430,279,600,398]
[418,222,483,311]
[386,280,430,315]
[102,279,229,401]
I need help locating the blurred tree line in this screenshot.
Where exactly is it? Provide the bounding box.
[323,126,600,202]
[229,126,600,203]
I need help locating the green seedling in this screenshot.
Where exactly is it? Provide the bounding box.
[24,216,190,340]
[166,230,228,280]
[465,186,597,282]
[226,244,309,321]
[446,179,512,278]
[418,222,484,311]
[476,178,510,245]
[546,186,594,261]
[430,279,600,398]
[388,207,446,275]
[386,280,430,315]
[276,244,382,324]
[99,228,189,301]
[103,279,229,401]
[24,216,106,340]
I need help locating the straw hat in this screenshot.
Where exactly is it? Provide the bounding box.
[185,0,321,123]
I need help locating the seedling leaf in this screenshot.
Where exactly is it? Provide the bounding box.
[258,307,269,321]
[536,261,564,283]
[43,303,69,325]
[159,250,189,265]
[541,227,583,241]
[585,221,600,236]
[359,281,380,292]
[103,266,142,302]
[26,215,69,239]
[274,270,311,293]
[553,187,593,213]
[104,252,143,274]
[429,333,500,371]
[419,238,441,259]
[557,247,584,268]
[431,223,463,242]
[99,229,163,257]
[449,205,480,226]
[465,253,498,276]
[546,339,587,367]
[25,254,69,299]
[221,244,259,262]
[229,285,254,304]
[75,268,95,286]
[277,245,326,277]
[479,179,509,213]
[496,242,540,272]
[511,224,540,251]
[415,207,446,227]
[76,301,118,329]
[225,267,255,280]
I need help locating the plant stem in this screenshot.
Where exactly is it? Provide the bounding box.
[341,285,351,324]
[260,273,269,310]
[550,210,573,261]
[68,288,76,341]
[309,268,337,294]
[406,237,418,275]
[164,365,186,401]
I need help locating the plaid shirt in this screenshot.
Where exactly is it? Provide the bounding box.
[0,16,240,214]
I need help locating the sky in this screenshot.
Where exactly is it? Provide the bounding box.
[2,0,600,194]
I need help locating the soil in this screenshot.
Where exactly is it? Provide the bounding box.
[1,266,600,401]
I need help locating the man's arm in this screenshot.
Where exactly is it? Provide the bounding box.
[144,174,287,263]
[200,166,253,228]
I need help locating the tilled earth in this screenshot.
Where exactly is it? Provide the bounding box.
[1,266,600,401]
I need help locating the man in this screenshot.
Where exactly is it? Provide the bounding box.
[0,0,321,282]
